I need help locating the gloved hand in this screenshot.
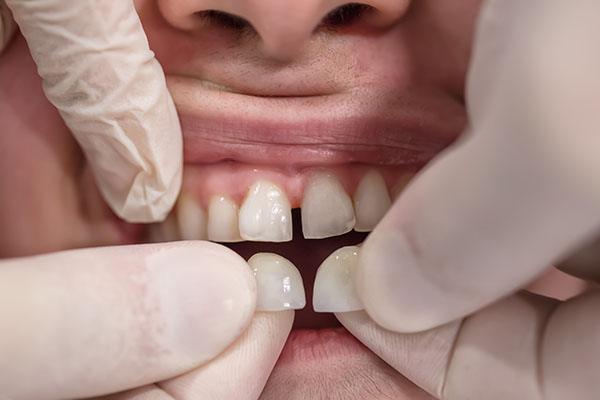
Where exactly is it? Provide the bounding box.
[337,0,600,398]
[0,242,293,400]
[1,0,182,223]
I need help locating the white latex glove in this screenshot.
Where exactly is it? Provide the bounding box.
[339,0,600,399]
[1,0,182,223]
[0,242,293,400]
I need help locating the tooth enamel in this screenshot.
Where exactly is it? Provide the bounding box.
[392,173,415,200]
[176,192,207,240]
[207,195,242,242]
[301,173,356,239]
[353,170,392,232]
[238,181,293,242]
[248,253,306,311]
[313,246,363,312]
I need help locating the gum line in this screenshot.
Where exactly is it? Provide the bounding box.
[181,161,419,209]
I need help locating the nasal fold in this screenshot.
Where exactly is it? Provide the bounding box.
[157,0,411,60]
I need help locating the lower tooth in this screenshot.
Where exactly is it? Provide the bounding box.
[248,253,306,311]
[353,170,392,232]
[238,181,293,242]
[176,191,207,240]
[301,173,356,239]
[313,246,364,313]
[207,196,242,242]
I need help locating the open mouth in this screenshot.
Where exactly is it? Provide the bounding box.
[139,73,464,391]
[148,160,419,325]
[147,160,417,364]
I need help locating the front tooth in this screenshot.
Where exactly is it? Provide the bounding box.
[176,191,207,240]
[313,246,363,312]
[302,172,356,239]
[207,195,242,242]
[353,170,392,232]
[248,253,306,311]
[238,181,293,242]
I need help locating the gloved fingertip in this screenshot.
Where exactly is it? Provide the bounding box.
[8,0,185,224]
[356,227,451,333]
[146,241,256,362]
[89,118,183,224]
[110,161,183,224]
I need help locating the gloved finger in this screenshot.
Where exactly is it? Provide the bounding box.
[356,0,600,332]
[0,242,256,400]
[335,311,460,398]
[158,311,294,399]
[94,312,293,400]
[4,0,182,223]
[0,0,16,52]
[337,290,600,399]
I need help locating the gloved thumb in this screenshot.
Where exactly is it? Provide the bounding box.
[0,242,256,400]
[353,0,600,333]
[94,252,306,400]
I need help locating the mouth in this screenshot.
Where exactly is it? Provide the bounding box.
[142,77,462,395]
[148,160,419,328]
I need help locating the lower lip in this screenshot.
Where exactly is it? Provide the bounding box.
[276,327,370,366]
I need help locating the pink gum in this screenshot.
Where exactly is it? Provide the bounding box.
[182,162,418,209]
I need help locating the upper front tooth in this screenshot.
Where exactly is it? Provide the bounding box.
[353,170,392,232]
[239,181,293,242]
[207,195,242,242]
[301,172,356,239]
[176,191,207,240]
[248,253,306,311]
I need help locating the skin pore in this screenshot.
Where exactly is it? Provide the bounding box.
[0,1,484,398]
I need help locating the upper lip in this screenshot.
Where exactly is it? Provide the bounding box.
[167,75,465,167]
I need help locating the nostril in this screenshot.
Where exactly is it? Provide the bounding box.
[321,3,374,28]
[318,1,410,32]
[197,10,253,31]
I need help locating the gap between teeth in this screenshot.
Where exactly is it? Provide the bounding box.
[174,169,412,243]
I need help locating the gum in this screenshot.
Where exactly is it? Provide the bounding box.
[181,161,419,209]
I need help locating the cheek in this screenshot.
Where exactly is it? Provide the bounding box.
[0,35,106,256]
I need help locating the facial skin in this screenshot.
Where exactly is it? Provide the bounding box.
[0,1,483,398]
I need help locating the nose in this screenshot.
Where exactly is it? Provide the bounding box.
[158,0,410,59]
